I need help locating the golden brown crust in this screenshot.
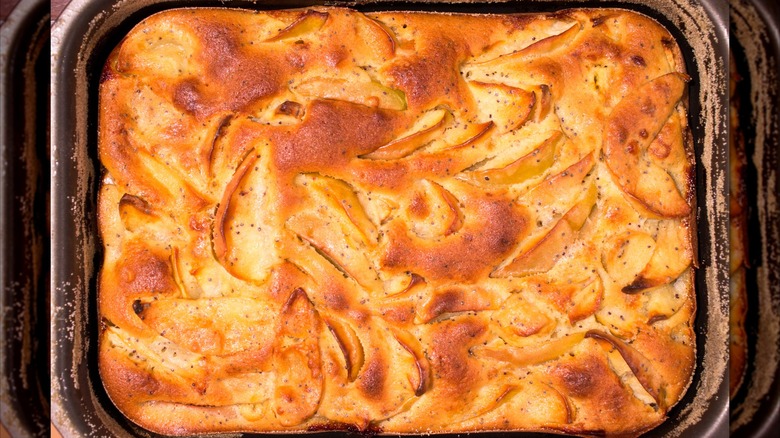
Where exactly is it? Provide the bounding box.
[98,7,696,435]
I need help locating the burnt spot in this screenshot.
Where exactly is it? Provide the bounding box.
[276,101,305,118]
[119,194,153,216]
[591,15,607,27]
[132,299,150,316]
[630,55,647,67]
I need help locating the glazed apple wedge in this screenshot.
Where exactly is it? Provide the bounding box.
[468,81,535,133]
[604,73,691,218]
[494,180,596,277]
[362,108,450,160]
[463,131,561,185]
[325,316,365,382]
[292,77,407,111]
[266,10,329,42]
[273,288,324,426]
[623,220,692,292]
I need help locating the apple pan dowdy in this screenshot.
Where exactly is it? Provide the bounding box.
[97,7,696,436]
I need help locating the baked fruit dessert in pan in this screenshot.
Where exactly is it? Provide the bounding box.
[97,7,696,436]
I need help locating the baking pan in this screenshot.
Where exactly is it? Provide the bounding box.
[730,0,780,437]
[0,0,51,436]
[50,0,729,436]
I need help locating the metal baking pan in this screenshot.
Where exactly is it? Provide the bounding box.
[729,0,780,437]
[49,0,729,436]
[0,0,51,436]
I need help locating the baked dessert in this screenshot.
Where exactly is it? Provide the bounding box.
[729,53,748,398]
[97,7,696,436]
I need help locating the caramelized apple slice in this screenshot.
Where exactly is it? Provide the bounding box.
[495,180,596,277]
[355,15,397,59]
[362,108,450,160]
[287,211,380,290]
[416,287,498,323]
[522,152,595,226]
[266,10,329,42]
[302,174,377,244]
[585,330,667,408]
[624,220,692,292]
[476,332,586,366]
[445,121,495,151]
[491,293,555,338]
[135,150,208,211]
[602,230,656,289]
[566,181,597,228]
[495,219,574,277]
[533,84,554,122]
[568,276,603,323]
[293,77,406,110]
[468,81,535,132]
[384,272,426,300]
[645,284,687,323]
[604,73,690,218]
[391,328,431,396]
[407,180,464,239]
[466,131,561,185]
[118,194,159,232]
[213,152,258,261]
[324,317,365,382]
[471,23,581,68]
[273,288,323,426]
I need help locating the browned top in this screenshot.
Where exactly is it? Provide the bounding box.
[97,7,696,436]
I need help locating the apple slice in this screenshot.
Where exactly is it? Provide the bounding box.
[266,10,329,42]
[293,77,407,110]
[384,272,426,300]
[465,131,561,185]
[624,220,692,292]
[287,210,380,290]
[324,317,365,382]
[567,276,603,323]
[391,328,431,396]
[445,121,495,151]
[495,180,596,277]
[407,180,464,239]
[362,108,450,160]
[585,330,667,409]
[533,84,553,122]
[476,332,586,366]
[522,152,595,227]
[273,288,324,426]
[602,230,656,288]
[495,219,574,277]
[468,81,535,132]
[212,152,258,261]
[355,15,397,60]
[118,194,159,232]
[604,73,690,218]
[416,287,498,323]
[470,22,581,68]
[645,284,686,323]
[301,174,377,244]
[491,293,555,338]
